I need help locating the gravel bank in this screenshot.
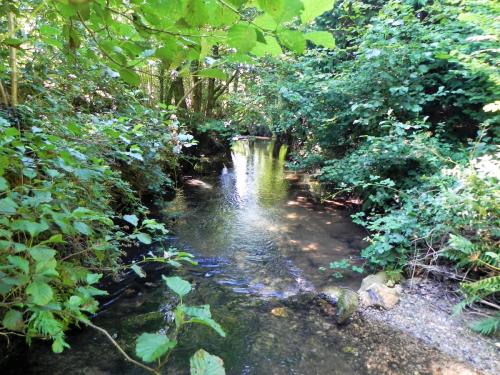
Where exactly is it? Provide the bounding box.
[360,277,499,375]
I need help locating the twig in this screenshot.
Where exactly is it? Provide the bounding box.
[85,320,160,375]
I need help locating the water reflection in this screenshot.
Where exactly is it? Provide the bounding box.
[168,139,366,295]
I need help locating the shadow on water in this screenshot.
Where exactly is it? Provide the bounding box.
[8,140,475,375]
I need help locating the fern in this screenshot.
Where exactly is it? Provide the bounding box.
[470,314,500,336]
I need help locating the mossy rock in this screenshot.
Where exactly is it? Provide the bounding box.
[336,289,359,324]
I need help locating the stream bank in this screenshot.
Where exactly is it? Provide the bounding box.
[5,139,498,375]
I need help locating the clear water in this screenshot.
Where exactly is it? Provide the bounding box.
[9,140,467,375]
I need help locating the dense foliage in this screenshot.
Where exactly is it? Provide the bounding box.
[228,0,499,334]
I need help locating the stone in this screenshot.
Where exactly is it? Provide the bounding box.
[271,307,289,318]
[318,286,341,304]
[336,288,359,324]
[358,271,388,292]
[359,283,401,309]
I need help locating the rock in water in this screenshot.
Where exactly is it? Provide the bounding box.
[270,307,289,318]
[359,283,401,309]
[336,289,359,324]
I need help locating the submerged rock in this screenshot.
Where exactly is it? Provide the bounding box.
[271,307,289,318]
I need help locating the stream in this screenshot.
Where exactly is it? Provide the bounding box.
[8,140,474,375]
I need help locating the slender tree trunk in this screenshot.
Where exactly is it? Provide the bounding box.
[159,63,166,103]
[8,12,17,107]
[192,62,203,113]
[205,77,215,116]
[233,69,239,93]
[204,45,219,117]
[165,83,174,106]
[0,81,8,106]
[172,76,187,109]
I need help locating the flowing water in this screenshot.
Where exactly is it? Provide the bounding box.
[9,140,473,375]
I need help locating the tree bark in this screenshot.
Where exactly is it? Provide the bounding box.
[0,81,8,106]
[205,77,216,116]
[192,62,203,113]
[172,76,187,109]
[233,69,239,93]
[159,63,166,103]
[8,12,17,107]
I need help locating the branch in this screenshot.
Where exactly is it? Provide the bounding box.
[213,70,238,101]
[176,79,202,108]
[85,320,160,375]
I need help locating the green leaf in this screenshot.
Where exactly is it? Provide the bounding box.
[123,214,139,227]
[86,273,102,285]
[198,69,227,80]
[251,36,283,57]
[10,220,49,238]
[136,232,152,244]
[305,31,335,49]
[28,246,56,262]
[301,0,335,23]
[74,221,92,236]
[2,37,23,47]
[228,23,257,53]
[188,316,226,337]
[190,349,226,375]
[2,309,24,331]
[52,335,70,353]
[8,255,30,274]
[253,13,277,31]
[0,197,18,215]
[181,304,212,318]
[26,282,54,305]
[131,264,146,278]
[278,30,306,54]
[0,177,8,191]
[135,333,177,363]
[119,69,141,86]
[257,0,284,21]
[162,276,192,297]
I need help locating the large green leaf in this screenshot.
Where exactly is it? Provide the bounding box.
[8,255,30,274]
[123,214,139,227]
[2,309,24,331]
[251,36,283,57]
[301,0,335,23]
[135,333,176,363]
[190,349,226,375]
[119,69,141,86]
[278,30,306,54]
[0,197,18,215]
[0,177,8,191]
[26,282,54,305]
[228,23,257,53]
[188,316,226,337]
[10,220,49,238]
[198,69,227,80]
[162,276,192,297]
[305,31,335,49]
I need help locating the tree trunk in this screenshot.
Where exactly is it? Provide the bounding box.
[173,76,187,109]
[0,81,8,106]
[8,12,17,107]
[192,62,203,113]
[159,63,166,103]
[233,69,239,93]
[165,83,174,106]
[205,77,215,116]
